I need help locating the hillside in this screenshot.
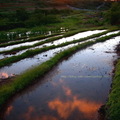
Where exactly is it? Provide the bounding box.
[0,0,112,11]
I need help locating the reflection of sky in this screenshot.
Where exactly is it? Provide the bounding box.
[0,30,104,52]
[0,72,14,79]
[1,36,120,120]
[4,83,102,120]
[0,30,105,59]
[48,85,102,120]
[1,33,119,78]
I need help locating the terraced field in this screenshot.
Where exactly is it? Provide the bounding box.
[0,28,120,120]
[0,29,118,79]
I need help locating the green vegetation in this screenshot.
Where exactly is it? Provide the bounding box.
[106,59,120,120]
[0,1,119,44]
[0,8,107,43]
[105,2,120,25]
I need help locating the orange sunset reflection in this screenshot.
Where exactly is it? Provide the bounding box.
[48,97,102,119]
[48,86,102,119]
[22,106,58,120]
[22,86,102,120]
[5,106,13,116]
[0,72,9,79]
[0,72,14,79]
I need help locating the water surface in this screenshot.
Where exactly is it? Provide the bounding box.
[0,30,105,59]
[0,36,120,120]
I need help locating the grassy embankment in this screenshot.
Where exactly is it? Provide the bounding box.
[106,59,120,120]
[0,30,119,68]
[0,31,120,107]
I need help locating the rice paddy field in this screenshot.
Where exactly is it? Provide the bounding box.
[0,25,120,119]
[0,2,120,119]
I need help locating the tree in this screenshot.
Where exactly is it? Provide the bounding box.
[106,2,120,25]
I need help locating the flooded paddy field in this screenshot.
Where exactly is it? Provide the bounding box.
[0,30,106,59]
[0,30,119,79]
[0,30,120,120]
[0,30,119,60]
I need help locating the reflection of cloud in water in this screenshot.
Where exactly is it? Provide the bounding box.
[51,79,64,87]
[48,86,102,119]
[0,72,14,79]
[5,106,13,116]
[48,97,101,119]
[23,106,35,120]
[63,86,72,96]
[0,72,9,79]
[22,106,58,120]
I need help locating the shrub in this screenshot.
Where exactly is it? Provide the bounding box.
[105,2,120,25]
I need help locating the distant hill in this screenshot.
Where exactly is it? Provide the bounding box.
[0,0,114,11]
[0,0,69,11]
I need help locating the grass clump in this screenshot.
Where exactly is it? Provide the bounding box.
[106,59,120,120]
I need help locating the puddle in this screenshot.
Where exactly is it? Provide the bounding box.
[0,30,106,59]
[0,36,120,120]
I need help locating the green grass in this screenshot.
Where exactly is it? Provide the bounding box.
[0,31,120,68]
[106,59,120,120]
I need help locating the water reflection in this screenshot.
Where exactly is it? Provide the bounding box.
[5,106,13,116]
[49,98,101,120]
[1,36,120,120]
[0,72,14,80]
[22,106,59,120]
[48,86,102,120]
[0,30,105,58]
